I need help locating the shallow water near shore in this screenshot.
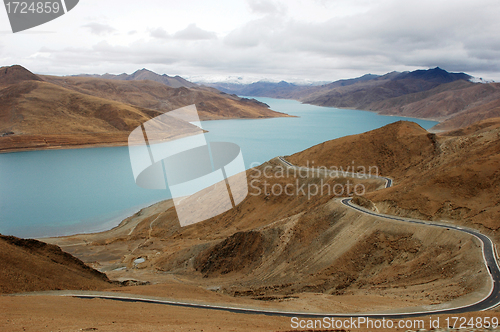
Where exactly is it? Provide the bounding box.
[0,98,437,238]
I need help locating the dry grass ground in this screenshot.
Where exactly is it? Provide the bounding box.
[2,294,500,332]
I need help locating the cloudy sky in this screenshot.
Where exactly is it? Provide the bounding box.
[1,0,499,82]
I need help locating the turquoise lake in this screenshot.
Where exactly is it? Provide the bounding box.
[0,98,438,238]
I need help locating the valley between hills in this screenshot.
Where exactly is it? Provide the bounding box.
[2,65,500,331]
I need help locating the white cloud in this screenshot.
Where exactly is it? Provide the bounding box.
[82,23,116,36]
[173,24,217,40]
[2,0,500,81]
[150,27,170,39]
[247,0,286,15]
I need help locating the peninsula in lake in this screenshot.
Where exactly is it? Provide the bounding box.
[0,65,291,152]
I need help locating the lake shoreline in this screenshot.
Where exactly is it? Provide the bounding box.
[1,97,439,239]
[36,199,168,240]
[246,96,445,124]
[0,101,441,154]
[0,133,132,154]
[41,199,175,246]
[0,114,296,154]
[0,139,129,154]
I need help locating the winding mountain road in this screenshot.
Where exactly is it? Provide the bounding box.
[28,156,500,319]
[279,155,500,316]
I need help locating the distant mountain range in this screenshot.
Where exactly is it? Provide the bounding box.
[3,65,500,142]
[204,68,471,98]
[204,67,500,131]
[75,68,198,89]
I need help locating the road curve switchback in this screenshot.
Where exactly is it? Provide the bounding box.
[279,155,500,316]
[52,157,500,318]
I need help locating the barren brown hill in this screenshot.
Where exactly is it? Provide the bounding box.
[0,64,42,86]
[298,70,500,131]
[433,97,500,131]
[43,75,289,120]
[81,68,198,88]
[0,234,110,294]
[369,80,491,117]
[289,119,500,242]
[300,77,437,109]
[288,120,438,178]
[0,79,199,152]
[213,67,500,131]
[365,81,500,130]
[441,116,500,136]
[296,68,469,109]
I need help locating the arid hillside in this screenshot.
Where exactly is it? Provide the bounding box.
[369,81,500,116]
[433,96,500,131]
[289,119,500,242]
[301,76,500,131]
[0,65,290,152]
[77,68,198,88]
[45,157,488,313]
[0,64,42,86]
[43,74,286,120]
[288,120,437,179]
[209,68,500,130]
[299,68,470,109]
[0,79,200,152]
[0,234,110,294]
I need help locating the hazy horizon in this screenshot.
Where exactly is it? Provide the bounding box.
[1,0,500,82]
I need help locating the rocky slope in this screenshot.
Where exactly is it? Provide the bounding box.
[0,234,110,294]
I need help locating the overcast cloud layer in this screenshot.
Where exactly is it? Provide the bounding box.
[1,0,499,82]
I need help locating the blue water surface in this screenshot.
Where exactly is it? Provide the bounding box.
[0,98,437,238]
